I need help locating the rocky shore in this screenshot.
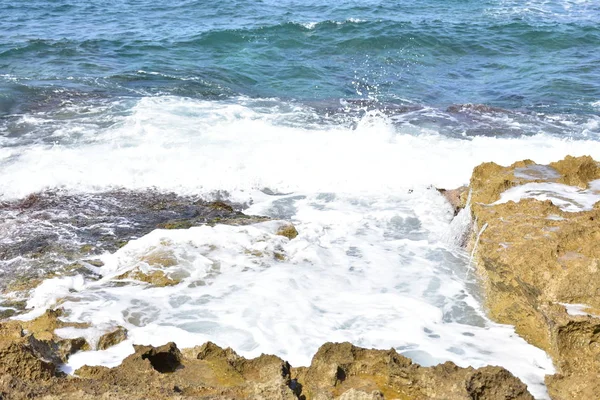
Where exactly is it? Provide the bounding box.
[4,156,600,399]
[463,155,600,399]
[0,310,532,399]
[0,190,269,315]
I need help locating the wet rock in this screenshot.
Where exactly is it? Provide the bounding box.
[276,223,299,240]
[297,342,532,400]
[97,326,128,350]
[446,103,511,114]
[549,155,600,188]
[15,310,91,363]
[156,219,196,229]
[217,215,272,226]
[437,185,469,215]
[464,155,600,398]
[469,159,536,205]
[0,322,56,381]
[0,189,272,300]
[0,299,27,318]
[0,299,26,320]
[0,338,533,400]
[115,246,183,287]
[116,268,180,287]
[0,308,15,319]
[140,342,183,373]
[21,309,89,337]
[27,334,88,364]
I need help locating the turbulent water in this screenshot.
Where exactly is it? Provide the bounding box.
[2,1,600,398]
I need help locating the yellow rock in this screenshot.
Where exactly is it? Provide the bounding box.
[0,337,533,399]
[276,223,299,240]
[550,155,600,188]
[97,326,128,350]
[463,155,600,398]
[117,268,180,287]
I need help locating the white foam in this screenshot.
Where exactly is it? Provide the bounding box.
[62,341,135,374]
[493,181,600,211]
[1,96,600,201]
[298,19,366,29]
[559,303,600,318]
[19,275,85,321]
[6,96,590,399]
[17,191,553,399]
[346,18,366,23]
[300,21,318,29]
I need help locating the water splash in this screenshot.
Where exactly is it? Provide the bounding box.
[443,189,472,247]
[467,221,488,278]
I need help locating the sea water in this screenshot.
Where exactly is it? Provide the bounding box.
[2,1,600,398]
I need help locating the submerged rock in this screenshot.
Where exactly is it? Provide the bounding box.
[446,103,512,114]
[460,155,600,398]
[0,189,271,303]
[116,267,181,287]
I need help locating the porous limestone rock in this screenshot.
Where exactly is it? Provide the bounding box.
[0,322,56,381]
[276,223,299,240]
[295,342,532,400]
[97,326,128,350]
[0,338,533,400]
[19,309,90,364]
[116,267,181,287]
[549,155,600,188]
[463,155,600,398]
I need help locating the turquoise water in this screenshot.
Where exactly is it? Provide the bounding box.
[2,0,600,117]
[2,3,600,398]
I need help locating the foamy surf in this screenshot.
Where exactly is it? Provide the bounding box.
[1,96,600,201]
[21,190,554,398]
[7,95,600,399]
[494,181,600,212]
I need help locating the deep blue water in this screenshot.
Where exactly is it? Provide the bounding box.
[2,0,600,114]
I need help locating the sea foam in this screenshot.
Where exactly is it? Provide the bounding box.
[1,96,600,201]
[8,96,600,399]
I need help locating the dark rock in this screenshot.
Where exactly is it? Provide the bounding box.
[97,326,128,350]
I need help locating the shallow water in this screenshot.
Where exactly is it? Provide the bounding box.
[2,1,600,398]
[29,191,555,399]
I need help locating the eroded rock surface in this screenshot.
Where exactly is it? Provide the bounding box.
[465,155,600,399]
[295,342,532,400]
[0,333,533,400]
[97,326,128,350]
[0,190,272,308]
[0,309,90,385]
